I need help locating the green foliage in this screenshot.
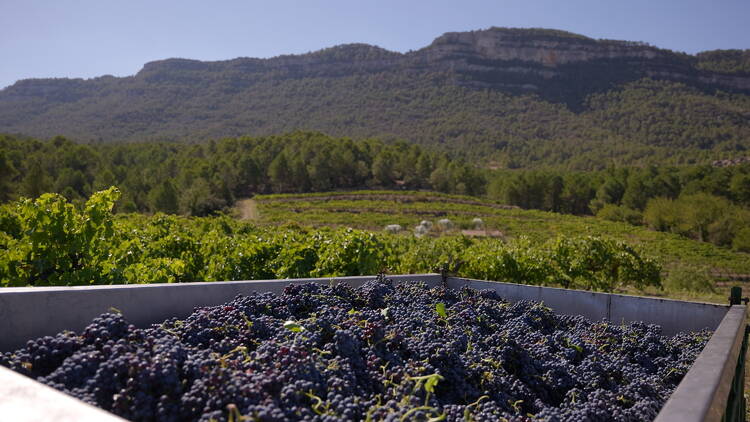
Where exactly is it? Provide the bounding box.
[0,133,480,214]
[729,172,750,206]
[0,150,17,202]
[0,187,121,286]
[461,238,552,287]
[255,190,750,275]
[643,197,678,232]
[388,236,471,275]
[489,165,750,250]
[3,133,750,237]
[0,188,666,292]
[695,49,750,75]
[596,204,642,226]
[311,229,383,277]
[643,193,750,247]
[460,236,661,292]
[20,160,51,199]
[123,258,186,284]
[732,228,750,253]
[435,302,448,319]
[149,180,179,214]
[283,320,306,333]
[663,265,716,294]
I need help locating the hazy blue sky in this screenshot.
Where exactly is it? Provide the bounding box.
[1,0,748,89]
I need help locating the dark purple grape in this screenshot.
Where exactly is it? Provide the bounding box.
[1,280,710,421]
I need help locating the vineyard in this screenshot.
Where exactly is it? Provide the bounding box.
[0,187,663,292]
[252,191,750,285]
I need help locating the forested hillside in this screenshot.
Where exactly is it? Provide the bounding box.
[1,131,749,251]
[0,132,484,215]
[1,27,749,168]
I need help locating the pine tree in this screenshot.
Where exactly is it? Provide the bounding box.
[21,160,50,199]
[149,180,179,214]
[0,151,17,201]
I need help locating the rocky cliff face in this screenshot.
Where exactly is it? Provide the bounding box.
[405,28,750,95]
[419,28,665,66]
[128,28,750,95]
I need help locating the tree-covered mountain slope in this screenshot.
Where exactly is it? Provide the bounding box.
[1,27,749,168]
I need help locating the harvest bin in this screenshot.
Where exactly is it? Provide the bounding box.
[0,274,746,422]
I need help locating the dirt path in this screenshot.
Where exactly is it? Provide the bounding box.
[236,198,259,221]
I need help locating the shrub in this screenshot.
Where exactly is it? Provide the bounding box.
[596,204,643,226]
[663,264,716,294]
[732,227,750,253]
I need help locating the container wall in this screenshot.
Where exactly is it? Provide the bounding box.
[446,277,729,335]
[654,305,748,422]
[0,366,126,422]
[0,275,741,422]
[0,274,442,352]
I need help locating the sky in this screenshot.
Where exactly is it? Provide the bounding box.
[1,0,749,89]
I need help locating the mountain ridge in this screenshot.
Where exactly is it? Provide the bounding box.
[6,27,749,91]
[1,27,749,168]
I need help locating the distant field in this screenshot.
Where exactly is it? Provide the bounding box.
[247,190,750,274]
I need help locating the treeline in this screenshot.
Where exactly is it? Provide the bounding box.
[2,132,748,249]
[0,132,484,215]
[488,165,750,251]
[695,49,750,75]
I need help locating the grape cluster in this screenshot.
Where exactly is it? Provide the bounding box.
[2,280,710,421]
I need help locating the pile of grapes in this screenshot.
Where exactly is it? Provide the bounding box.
[2,279,709,421]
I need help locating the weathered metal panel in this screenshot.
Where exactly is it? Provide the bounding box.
[0,274,442,352]
[654,305,747,422]
[446,277,728,335]
[608,294,726,335]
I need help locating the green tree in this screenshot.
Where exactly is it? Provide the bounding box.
[677,193,729,242]
[415,154,434,188]
[643,197,678,232]
[544,175,564,212]
[93,169,117,192]
[733,227,750,252]
[55,168,88,198]
[729,173,750,206]
[429,161,451,192]
[590,175,626,213]
[0,151,17,201]
[268,153,291,193]
[149,180,180,214]
[21,161,51,199]
[180,178,226,216]
[371,151,395,187]
[560,174,595,215]
[621,173,650,210]
[596,204,642,226]
[236,155,261,196]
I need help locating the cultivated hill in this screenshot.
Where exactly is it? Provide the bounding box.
[1,27,749,168]
[249,190,750,276]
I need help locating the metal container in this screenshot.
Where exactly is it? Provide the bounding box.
[0,274,746,421]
